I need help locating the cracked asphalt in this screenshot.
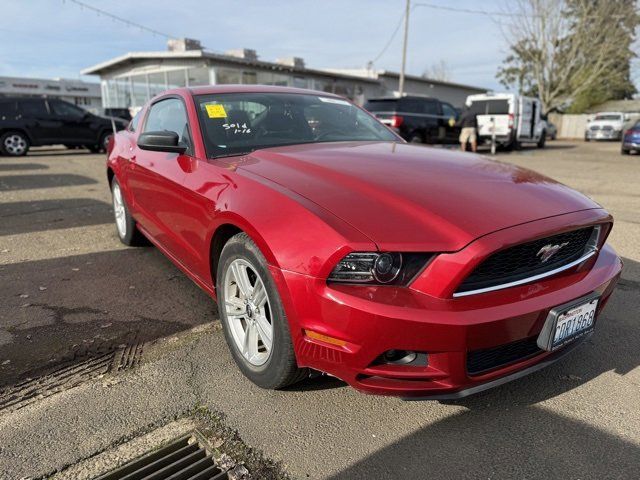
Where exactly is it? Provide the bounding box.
[0,142,639,479]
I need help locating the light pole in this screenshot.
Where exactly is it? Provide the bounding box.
[398,0,410,97]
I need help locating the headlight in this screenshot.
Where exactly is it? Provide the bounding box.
[328,252,432,286]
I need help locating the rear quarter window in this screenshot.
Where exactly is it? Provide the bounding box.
[364,100,398,113]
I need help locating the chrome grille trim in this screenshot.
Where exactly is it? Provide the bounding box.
[453,249,598,297]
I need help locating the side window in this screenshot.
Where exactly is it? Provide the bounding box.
[423,100,438,116]
[143,98,191,148]
[441,103,457,120]
[18,99,48,117]
[51,100,85,119]
[399,98,420,113]
[129,110,142,132]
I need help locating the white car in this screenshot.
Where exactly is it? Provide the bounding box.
[585,112,626,141]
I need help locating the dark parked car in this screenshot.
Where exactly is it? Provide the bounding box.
[621,121,640,155]
[0,97,128,156]
[364,96,460,144]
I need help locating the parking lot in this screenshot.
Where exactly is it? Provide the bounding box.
[0,141,639,479]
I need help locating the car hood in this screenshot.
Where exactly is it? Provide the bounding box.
[235,141,600,251]
[588,120,623,127]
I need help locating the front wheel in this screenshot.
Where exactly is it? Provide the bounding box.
[1,131,29,156]
[217,232,306,389]
[111,179,147,246]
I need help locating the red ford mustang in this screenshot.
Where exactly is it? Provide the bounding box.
[107,85,622,399]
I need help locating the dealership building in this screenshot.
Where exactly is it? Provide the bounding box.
[82,38,485,112]
[0,75,101,112]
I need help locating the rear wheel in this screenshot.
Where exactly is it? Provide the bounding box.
[88,132,112,153]
[621,147,630,155]
[1,131,29,156]
[111,179,147,246]
[217,232,306,389]
[537,131,546,148]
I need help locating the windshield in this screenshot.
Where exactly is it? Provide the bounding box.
[195,93,398,158]
[468,99,510,115]
[595,114,622,121]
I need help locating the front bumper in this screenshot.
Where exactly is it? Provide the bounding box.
[273,210,622,399]
[586,130,622,140]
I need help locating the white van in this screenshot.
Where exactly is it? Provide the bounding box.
[465,93,546,149]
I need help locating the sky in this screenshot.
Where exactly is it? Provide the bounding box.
[0,0,597,91]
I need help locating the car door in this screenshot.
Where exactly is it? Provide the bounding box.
[421,99,440,144]
[16,99,59,144]
[48,99,96,144]
[441,102,460,144]
[127,96,201,265]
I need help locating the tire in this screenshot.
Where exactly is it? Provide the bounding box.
[621,147,630,155]
[0,131,30,156]
[217,232,306,389]
[537,131,546,148]
[88,132,113,153]
[110,178,147,246]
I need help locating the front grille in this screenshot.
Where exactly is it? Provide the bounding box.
[457,227,594,295]
[602,125,613,131]
[467,336,542,375]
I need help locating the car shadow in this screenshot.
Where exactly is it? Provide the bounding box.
[0,173,97,191]
[0,163,49,172]
[324,261,639,479]
[326,402,639,479]
[26,148,98,157]
[0,247,217,390]
[0,198,113,236]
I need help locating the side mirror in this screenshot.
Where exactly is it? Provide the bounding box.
[138,131,187,154]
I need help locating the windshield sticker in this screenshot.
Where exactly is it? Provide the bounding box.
[318,97,351,106]
[205,104,228,118]
[222,122,251,134]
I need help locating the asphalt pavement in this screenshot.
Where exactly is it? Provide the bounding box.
[0,141,638,479]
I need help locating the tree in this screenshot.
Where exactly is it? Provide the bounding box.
[423,59,452,82]
[497,0,639,113]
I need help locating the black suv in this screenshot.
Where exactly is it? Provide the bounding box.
[364,96,460,145]
[0,97,128,156]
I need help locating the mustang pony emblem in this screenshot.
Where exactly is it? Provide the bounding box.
[537,242,569,263]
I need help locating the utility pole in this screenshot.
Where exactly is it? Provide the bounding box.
[398,0,410,97]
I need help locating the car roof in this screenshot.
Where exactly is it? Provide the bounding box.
[183,84,345,98]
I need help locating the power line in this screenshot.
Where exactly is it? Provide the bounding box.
[63,0,176,39]
[369,10,406,65]
[412,2,534,18]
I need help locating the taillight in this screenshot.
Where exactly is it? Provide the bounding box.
[625,129,633,136]
[508,113,514,130]
[391,115,404,128]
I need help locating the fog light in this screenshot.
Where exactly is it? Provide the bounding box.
[382,349,417,365]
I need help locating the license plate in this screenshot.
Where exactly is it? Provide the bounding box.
[537,294,599,351]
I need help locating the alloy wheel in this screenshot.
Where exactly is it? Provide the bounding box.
[4,134,27,155]
[112,183,127,238]
[223,259,273,366]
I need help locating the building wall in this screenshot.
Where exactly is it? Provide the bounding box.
[0,76,102,112]
[98,58,384,111]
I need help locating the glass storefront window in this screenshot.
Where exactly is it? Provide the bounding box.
[242,71,257,84]
[216,68,241,84]
[187,67,211,86]
[148,72,166,98]
[131,74,148,107]
[167,69,187,89]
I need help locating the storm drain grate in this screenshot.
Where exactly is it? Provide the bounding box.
[0,341,144,413]
[95,433,232,480]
